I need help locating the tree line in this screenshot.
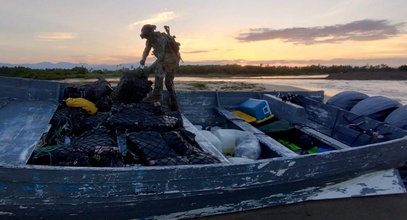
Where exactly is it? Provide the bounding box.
[0,64,406,80]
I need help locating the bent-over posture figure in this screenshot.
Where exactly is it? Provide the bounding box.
[139,24,181,111]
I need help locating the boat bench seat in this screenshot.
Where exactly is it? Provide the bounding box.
[216,107,298,157]
[0,99,58,165]
[295,125,351,150]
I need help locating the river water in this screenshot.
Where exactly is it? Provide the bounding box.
[257,78,407,105]
[177,76,407,105]
[61,75,407,105]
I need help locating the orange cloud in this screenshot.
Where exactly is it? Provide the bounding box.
[128,11,177,30]
[35,32,78,41]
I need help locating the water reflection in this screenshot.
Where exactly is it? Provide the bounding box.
[264,79,407,104]
[176,76,407,105]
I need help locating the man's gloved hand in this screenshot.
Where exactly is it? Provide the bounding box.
[140,59,145,66]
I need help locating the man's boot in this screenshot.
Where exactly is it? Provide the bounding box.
[143,91,162,102]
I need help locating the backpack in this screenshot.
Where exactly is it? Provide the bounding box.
[163,26,182,61]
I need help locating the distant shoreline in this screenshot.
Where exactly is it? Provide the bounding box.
[326,71,407,80]
[57,70,407,86]
[2,65,406,81]
[176,71,407,80]
[227,71,407,80]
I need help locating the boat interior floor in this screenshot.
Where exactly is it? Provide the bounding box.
[0,99,58,165]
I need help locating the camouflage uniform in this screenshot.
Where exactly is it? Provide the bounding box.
[140,25,180,111]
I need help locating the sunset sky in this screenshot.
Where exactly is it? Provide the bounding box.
[1,0,406,66]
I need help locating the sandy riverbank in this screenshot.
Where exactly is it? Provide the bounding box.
[57,76,333,102]
[57,76,307,92]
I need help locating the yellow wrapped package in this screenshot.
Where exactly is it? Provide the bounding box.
[232,110,274,124]
[232,111,256,123]
[65,98,98,115]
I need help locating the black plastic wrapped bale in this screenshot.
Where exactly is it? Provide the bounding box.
[124,102,164,115]
[50,107,110,137]
[91,78,114,111]
[161,130,220,164]
[108,103,170,133]
[63,78,113,111]
[49,107,87,142]
[110,102,164,117]
[50,107,80,129]
[187,152,220,164]
[30,129,123,167]
[127,131,177,164]
[165,111,184,129]
[29,145,91,167]
[107,106,153,132]
[54,149,92,166]
[96,96,113,112]
[179,128,200,147]
[141,115,180,132]
[82,112,111,130]
[162,131,201,155]
[70,128,123,167]
[112,70,153,104]
[91,145,124,167]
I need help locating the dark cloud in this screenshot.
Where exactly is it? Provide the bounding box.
[182,50,210,54]
[182,57,407,67]
[236,19,405,44]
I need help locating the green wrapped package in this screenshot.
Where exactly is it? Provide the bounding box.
[258,120,293,133]
[277,139,318,154]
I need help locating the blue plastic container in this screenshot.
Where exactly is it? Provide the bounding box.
[239,98,271,120]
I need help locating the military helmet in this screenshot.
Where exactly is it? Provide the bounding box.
[140,24,156,38]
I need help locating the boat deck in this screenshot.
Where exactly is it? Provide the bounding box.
[0,77,61,165]
[0,99,58,165]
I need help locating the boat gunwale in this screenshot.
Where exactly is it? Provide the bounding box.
[1,135,406,172]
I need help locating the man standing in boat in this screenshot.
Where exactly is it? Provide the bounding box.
[139,24,181,111]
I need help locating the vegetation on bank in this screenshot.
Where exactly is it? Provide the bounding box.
[0,64,406,80]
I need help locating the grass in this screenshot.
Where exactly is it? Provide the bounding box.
[183,81,265,91]
[186,82,209,90]
[218,82,265,91]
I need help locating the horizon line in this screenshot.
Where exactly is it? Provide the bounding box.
[1,57,406,68]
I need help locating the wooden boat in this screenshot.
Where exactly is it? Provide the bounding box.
[1,76,407,219]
